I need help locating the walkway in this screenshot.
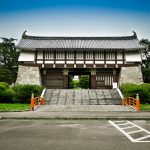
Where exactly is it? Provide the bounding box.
[36,89,135,112]
[36,105,135,112]
[44,89,122,105]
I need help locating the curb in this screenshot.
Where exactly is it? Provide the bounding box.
[1,116,150,120]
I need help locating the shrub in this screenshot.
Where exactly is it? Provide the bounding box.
[1,89,15,103]
[70,80,80,89]
[0,84,7,92]
[0,82,9,88]
[0,83,43,104]
[0,82,14,103]
[12,84,43,104]
[120,83,150,104]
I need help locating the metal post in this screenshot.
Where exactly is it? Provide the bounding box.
[41,96,45,105]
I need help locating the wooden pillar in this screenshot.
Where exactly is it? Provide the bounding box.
[113,69,117,82]
[115,50,117,65]
[74,50,76,68]
[91,69,96,89]
[64,50,67,68]
[93,50,95,68]
[43,50,45,64]
[63,69,68,89]
[35,50,37,64]
[122,50,125,64]
[53,50,56,68]
[83,51,86,66]
[104,50,106,67]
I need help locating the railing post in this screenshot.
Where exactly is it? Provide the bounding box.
[136,94,140,112]
[30,93,34,111]
[122,96,125,111]
[41,96,45,105]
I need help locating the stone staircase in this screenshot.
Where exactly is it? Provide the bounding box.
[44,89,122,105]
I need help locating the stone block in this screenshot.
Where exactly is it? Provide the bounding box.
[16,65,42,86]
[119,66,143,85]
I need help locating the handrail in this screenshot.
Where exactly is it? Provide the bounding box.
[30,95,45,111]
[30,88,46,111]
[122,94,140,112]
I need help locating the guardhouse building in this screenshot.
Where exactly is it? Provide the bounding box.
[16,31,144,89]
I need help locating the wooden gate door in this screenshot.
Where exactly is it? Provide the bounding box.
[42,72,64,89]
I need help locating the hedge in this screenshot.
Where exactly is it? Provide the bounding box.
[0,83,43,104]
[0,83,14,103]
[12,84,43,103]
[120,83,150,104]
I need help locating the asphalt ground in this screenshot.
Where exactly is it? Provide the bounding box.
[0,120,150,150]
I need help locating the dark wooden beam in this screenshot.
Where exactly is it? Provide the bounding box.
[122,50,125,64]
[54,50,56,66]
[43,50,45,64]
[35,50,37,64]
[74,51,76,65]
[83,51,86,65]
[104,50,106,66]
[115,50,117,65]
[93,51,95,65]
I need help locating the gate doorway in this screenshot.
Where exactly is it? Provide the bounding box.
[68,72,91,89]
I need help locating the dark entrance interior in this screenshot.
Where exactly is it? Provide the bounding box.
[68,70,91,89]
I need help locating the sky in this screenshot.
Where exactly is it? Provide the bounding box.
[0,0,150,43]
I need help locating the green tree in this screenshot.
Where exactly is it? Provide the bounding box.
[0,66,12,84]
[0,38,19,84]
[140,39,150,69]
[140,39,150,83]
[79,75,89,89]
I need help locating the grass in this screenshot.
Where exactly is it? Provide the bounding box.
[140,104,150,111]
[0,103,149,112]
[0,103,30,112]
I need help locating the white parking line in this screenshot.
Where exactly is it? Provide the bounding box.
[121,125,135,130]
[135,135,150,141]
[109,120,150,143]
[113,120,125,123]
[127,129,143,134]
[117,122,130,126]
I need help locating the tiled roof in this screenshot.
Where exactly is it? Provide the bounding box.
[17,32,145,51]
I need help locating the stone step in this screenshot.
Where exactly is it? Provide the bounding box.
[36,105,135,112]
[44,89,122,105]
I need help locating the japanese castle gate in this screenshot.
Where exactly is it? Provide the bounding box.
[16,31,144,89]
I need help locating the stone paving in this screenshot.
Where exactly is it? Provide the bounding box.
[44,89,122,105]
[36,105,135,112]
[38,89,135,112]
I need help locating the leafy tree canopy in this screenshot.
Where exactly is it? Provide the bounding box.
[0,38,19,84]
[140,39,150,83]
[140,39,150,69]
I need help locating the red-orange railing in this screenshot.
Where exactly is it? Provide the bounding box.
[122,94,140,112]
[30,95,45,111]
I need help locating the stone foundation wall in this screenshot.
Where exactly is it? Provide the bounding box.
[119,65,143,86]
[16,65,42,85]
